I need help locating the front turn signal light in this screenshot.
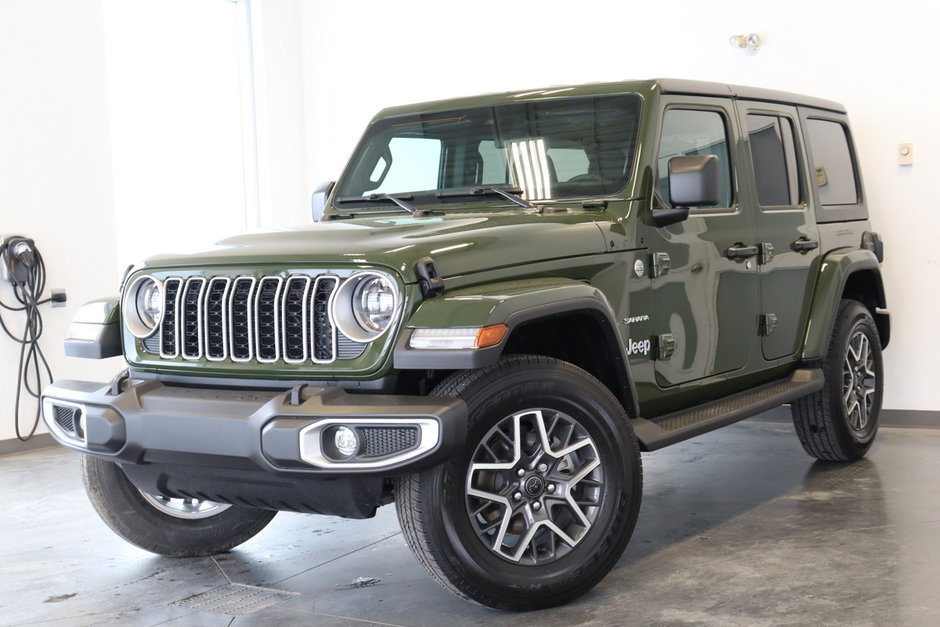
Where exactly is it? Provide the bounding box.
[409,324,508,350]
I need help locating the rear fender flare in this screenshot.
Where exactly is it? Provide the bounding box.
[802,249,888,360]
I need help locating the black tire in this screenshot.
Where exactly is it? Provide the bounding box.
[792,300,883,461]
[81,455,277,557]
[396,355,642,611]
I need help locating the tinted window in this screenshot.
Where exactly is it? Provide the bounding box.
[806,119,858,205]
[657,109,732,209]
[747,114,799,206]
[337,95,642,204]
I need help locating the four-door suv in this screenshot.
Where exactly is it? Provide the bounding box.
[42,79,888,611]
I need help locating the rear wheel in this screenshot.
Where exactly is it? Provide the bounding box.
[396,355,642,611]
[81,455,276,556]
[792,300,883,461]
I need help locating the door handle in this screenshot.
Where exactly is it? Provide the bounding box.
[725,244,759,259]
[791,237,819,253]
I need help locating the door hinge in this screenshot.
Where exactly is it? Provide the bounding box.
[656,333,676,360]
[758,242,775,265]
[650,252,671,278]
[759,313,778,336]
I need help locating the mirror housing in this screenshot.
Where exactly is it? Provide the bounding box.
[668,154,719,207]
[652,155,719,228]
[311,180,335,222]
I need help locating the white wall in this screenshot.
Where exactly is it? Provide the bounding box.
[102,0,249,264]
[0,0,124,441]
[299,0,939,411]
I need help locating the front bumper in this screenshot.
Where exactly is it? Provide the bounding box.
[41,378,467,517]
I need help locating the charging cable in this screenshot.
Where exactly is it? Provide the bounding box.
[0,236,55,441]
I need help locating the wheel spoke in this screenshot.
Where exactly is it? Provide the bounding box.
[842,330,877,435]
[465,407,604,565]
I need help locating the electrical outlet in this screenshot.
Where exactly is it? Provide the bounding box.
[51,289,67,307]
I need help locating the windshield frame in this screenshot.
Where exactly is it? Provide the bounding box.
[330,92,645,215]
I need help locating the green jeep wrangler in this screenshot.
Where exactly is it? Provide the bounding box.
[43,79,888,611]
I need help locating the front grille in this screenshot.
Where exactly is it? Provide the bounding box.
[149,273,366,365]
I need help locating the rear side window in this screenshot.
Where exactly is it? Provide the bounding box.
[805,119,858,205]
[657,109,733,209]
[746,114,800,207]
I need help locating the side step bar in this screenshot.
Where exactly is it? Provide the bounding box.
[632,369,824,451]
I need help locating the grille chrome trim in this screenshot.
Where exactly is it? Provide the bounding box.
[181,278,207,361]
[159,278,183,359]
[145,272,367,366]
[255,277,284,364]
[311,276,339,364]
[282,276,311,364]
[204,277,232,362]
[229,276,257,363]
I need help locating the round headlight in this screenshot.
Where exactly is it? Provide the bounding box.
[123,275,163,338]
[332,272,400,342]
[353,275,396,334]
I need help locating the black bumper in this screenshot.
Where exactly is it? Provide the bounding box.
[41,378,467,518]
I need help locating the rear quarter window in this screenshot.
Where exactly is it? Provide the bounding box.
[805,118,858,206]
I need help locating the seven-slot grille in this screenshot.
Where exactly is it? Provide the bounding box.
[154,274,350,365]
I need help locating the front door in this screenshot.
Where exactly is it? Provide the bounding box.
[648,98,759,388]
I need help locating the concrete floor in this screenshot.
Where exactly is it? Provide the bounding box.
[2,412,939,626]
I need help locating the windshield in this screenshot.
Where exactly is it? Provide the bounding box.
[335,94,642,206]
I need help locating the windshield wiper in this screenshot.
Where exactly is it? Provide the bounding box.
[336,193,417,214]
[437,187,536,209]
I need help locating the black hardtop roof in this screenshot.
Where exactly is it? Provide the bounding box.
[654,78,846,113]
[375,78,846,119]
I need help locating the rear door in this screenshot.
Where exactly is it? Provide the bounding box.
[737,102,820,361]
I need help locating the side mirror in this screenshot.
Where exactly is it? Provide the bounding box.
[311,180,335,222]
[652,155,720,228]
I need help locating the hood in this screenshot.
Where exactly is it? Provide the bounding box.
[141,211,609,282]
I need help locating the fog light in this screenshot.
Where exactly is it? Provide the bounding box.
[333,426,360,458]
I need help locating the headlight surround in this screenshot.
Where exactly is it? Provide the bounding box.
[122,275,163,338]
[332,272,400,342]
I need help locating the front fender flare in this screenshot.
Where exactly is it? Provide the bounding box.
[393,278,638,416]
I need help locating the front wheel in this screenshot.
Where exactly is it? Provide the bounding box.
[81,455,276,557]
[792,300,884,461]
[396,355,642,611]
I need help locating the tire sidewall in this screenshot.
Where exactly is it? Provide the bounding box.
[426,359,640,605]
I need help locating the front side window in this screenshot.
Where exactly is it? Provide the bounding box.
[746,114,800,207]
[656,109,733,209]
[806,119,858,205]
[336,94,642,205]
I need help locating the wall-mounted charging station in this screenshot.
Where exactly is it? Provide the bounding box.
[0,235,65,441]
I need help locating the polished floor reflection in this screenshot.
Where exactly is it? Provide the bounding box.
[2,411,938,626]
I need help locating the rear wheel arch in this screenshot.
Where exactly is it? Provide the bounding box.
[841,268,889,348]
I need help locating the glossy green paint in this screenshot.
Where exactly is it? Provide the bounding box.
[800,246,882,361]
[142,211,609,281]
[109,78,886,422]
[405,278,612,329]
